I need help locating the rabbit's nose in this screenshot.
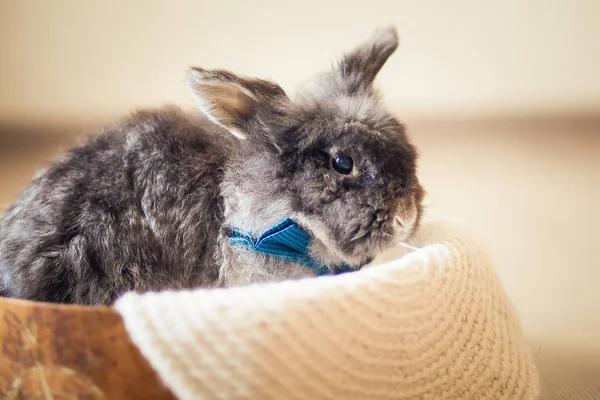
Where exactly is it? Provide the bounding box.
[393,216,404,229]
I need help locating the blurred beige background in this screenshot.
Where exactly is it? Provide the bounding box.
[2,0,600,123]
[0,0,599,348]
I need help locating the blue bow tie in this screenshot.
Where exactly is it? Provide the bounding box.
[228,218,364,276]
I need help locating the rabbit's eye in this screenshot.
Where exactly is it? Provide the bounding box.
[331,154,354,175]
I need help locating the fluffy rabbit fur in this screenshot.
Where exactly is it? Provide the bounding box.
[0,27,425,305]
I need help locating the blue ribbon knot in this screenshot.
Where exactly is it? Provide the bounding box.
[228,218,360,276]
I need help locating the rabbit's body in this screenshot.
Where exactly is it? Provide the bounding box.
[0,108,231,304]
[0,27,425,305]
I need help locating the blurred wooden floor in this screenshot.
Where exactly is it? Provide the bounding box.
[1,115,599,346]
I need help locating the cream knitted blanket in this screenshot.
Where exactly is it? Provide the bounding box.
[115,220,540,400]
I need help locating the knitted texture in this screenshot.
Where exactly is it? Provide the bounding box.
[114,220,540,400]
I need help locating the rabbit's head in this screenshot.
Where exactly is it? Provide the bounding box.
[187,27,424,268]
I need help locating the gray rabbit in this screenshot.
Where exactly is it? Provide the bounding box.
[0,27,425,305]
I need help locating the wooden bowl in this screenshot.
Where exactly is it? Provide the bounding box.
[0,296,175,399]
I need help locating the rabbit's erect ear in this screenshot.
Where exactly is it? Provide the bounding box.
[303,27,399,98]
[338,27,398,93]
[187,67,289,140]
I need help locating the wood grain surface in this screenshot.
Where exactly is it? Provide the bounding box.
[0,296,176,400]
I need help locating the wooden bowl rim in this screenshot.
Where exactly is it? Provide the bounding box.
[0,295,113,313]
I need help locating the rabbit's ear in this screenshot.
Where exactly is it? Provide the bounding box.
[302,27,398,99]
[337,27,398,93]
[187,67,289,140]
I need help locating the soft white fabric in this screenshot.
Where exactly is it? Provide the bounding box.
[115,220,540,400]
